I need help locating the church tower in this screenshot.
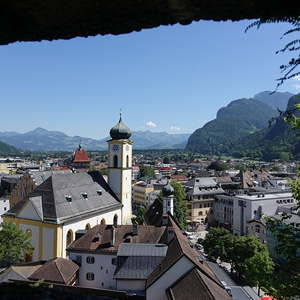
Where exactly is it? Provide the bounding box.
[107,114,133,224]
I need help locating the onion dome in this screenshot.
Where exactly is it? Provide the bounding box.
[110,113,131,140]
[162,181,174,197]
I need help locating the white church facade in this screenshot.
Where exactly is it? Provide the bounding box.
[3,116,133,261]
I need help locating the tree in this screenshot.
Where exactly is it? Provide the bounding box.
[170,181,187,230]
[260,105,300,299]
[139,165,155,178]
[203,227,274,294]
[0,222,33,267]
[163,156,170,164]
[207,160,228,171]
[132,206,146,225]
[202,227,233,261]
[243,251,274,296]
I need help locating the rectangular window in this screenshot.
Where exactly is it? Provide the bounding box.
[86,272,95,281]
[86,256,95,264]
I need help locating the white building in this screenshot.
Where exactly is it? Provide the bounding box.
[67,224,167,290]
[0,198,10,224]
[67,216,231,300]
[232,191,295,236]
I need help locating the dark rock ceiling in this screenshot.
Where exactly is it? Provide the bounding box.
[0,0,299,45]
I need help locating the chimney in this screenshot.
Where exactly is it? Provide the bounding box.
[132,224,138,236]
[110,226,116,246]
[162,215,169,226]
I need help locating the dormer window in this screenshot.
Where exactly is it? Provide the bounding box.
[81,192,88,200]
[65,195,72,202]
[97,190,102,196]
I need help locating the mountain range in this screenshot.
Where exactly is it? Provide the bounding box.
[0,128,190,152]
[185,91,296,159]
[232,93,300,160]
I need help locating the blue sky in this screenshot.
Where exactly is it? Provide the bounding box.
[0,20,299,139]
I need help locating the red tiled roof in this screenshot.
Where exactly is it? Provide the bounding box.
[72,148,90,163]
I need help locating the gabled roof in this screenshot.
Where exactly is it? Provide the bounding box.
[28,258,79,285]
[5,172,121,224]
[0,261,44,282]
[167,267,231,300]
[146,216,225,294]
[72,146,90,163]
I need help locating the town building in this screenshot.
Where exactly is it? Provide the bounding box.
[4,116,133,261]
[70,144,90,170]
[9,170,72,207]
[0,198,10,223]
[67,215,231,300]
[231,191,295,236]
[132,181,154,210]
[0,258,78,286]
[67,224,168,291]
[185,177,225,225]
[213,194,234,230]
[3,172,123,261]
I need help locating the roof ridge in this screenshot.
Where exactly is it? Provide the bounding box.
[54,258,66,283]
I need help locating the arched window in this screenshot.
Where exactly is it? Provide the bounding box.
[113,155,118,168]
[100,218,106,225]
[85,223,91,230]
[113,214,118,227]
[126,155,129,168]
[25,228,32,238]
[66,229,74,247]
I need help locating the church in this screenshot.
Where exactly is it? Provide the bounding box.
[3,115,133,261]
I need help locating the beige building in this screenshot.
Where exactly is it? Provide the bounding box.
[132,181,154,209]
[185,177,225,225]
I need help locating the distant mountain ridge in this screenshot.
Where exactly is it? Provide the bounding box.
[0,128,189,151]
[254,91,294,111]
[233,93,300,160]
[185,98,279,154]
[185,91,295,156]
[0,140,18,155]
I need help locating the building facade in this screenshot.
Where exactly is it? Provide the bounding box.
[232,192,295,236]
[185,177,225,225]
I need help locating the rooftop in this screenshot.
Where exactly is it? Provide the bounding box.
[235,192,293,201]
[5,172,121,224]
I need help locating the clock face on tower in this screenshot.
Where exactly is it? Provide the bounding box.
[126,145,130,151]
[112,144,119,152]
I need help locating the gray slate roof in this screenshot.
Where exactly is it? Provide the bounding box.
[117,243,168,257]
[114,256,165,280]
[29,170,72,186]
[114,243,167,280]
[6,172,122,224]
[185,177,225,196]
